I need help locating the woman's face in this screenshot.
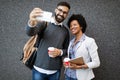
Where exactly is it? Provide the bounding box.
[70,20,82,35]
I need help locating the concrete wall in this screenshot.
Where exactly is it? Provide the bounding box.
[0,0,120,80]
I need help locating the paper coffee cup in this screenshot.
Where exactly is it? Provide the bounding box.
[64,58,70,67]
[48,47,54,57]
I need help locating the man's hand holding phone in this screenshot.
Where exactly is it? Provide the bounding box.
[29,8,44,27]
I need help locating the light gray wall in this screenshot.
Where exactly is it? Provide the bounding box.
[0,0,120,80]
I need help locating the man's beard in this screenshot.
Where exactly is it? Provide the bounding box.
[55,14,65,23]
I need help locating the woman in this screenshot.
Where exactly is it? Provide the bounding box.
[64,14,100,80]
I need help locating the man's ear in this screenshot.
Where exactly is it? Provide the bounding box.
[55,8,57,13]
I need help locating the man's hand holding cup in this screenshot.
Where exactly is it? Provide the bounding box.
[48,47,61,58]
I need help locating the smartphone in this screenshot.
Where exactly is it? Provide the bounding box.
[36,11,52,22]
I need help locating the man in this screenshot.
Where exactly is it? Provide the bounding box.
[26,2,70,80]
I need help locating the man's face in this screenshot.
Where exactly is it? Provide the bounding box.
[55,6,69,23]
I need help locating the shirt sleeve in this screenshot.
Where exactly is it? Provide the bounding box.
[25,21,47,36]
[61,28,70,57]
[86,39,100,69]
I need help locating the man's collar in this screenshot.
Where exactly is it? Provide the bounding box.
[50,17,62,26]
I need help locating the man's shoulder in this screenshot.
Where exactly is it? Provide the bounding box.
[62,25,69,31]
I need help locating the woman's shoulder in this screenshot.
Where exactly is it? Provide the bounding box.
[84,35,95,43]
